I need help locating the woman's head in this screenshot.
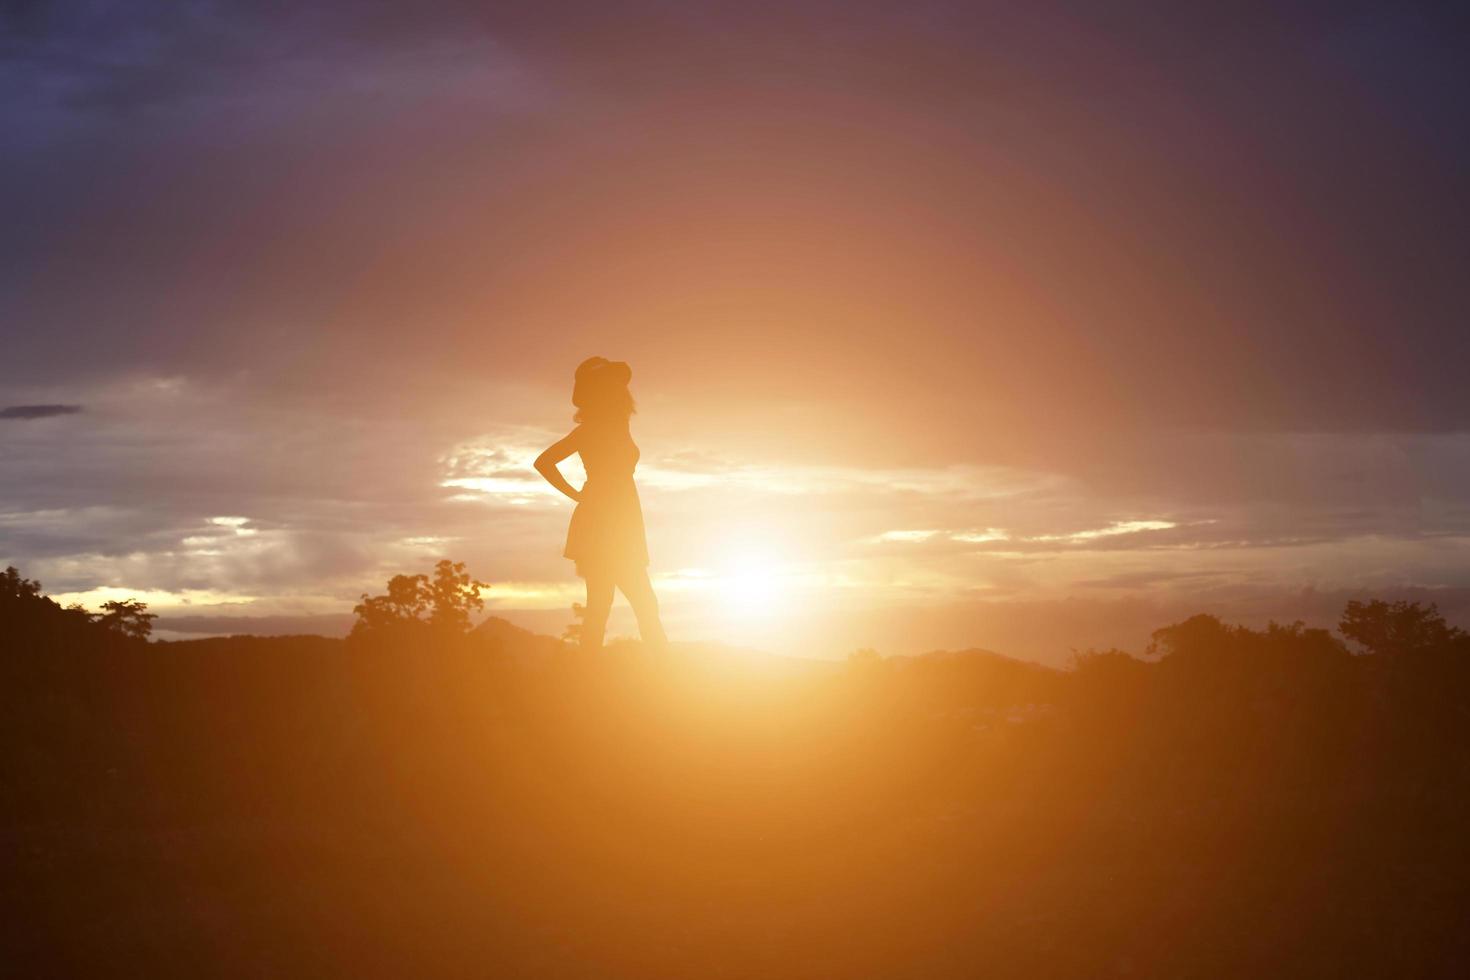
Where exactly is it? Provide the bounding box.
[572,357,635,423]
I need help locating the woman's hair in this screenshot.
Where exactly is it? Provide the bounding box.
[572,357,636,423]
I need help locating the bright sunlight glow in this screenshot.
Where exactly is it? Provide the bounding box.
[720,552,785,616]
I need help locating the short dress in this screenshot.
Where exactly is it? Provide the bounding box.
[563,424,650,578]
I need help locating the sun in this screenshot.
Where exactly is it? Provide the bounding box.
[655,532,804,637]
[705,543,799,620]
[721,553,783,614]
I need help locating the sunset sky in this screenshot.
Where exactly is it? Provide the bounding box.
[4,1,1468,661]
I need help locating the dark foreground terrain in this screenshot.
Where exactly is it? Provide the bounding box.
[3,594,1469,978]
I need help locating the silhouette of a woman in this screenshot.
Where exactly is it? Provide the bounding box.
[535,358,668,653]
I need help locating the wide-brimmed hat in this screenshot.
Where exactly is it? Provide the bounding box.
[572,357,632,406]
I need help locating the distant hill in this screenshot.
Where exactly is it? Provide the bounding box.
[472,614,569,659]
[156,612,356,638]
[902,646,1060,671]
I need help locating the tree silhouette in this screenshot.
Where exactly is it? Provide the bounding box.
[96,598,155,639]
[1340,599,1468,657]
[426,560,489,633]
[2,566,143,638]
[352,560,488,638]
[352,573,429,637]
[0,566,43,603]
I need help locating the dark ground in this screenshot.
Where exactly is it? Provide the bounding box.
[3,614,1469,978]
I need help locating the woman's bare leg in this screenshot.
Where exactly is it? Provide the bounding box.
[618,567,668,653]
[581,572,615,653]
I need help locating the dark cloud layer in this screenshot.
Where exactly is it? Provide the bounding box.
[4,0,1468,434]
[0,404,82,419]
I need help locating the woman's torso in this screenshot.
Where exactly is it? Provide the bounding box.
[564,420,648,569]
[578,422,640,492]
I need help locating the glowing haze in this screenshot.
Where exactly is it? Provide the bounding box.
[3,2,1469,661]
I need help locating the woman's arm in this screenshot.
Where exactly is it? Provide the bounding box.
[534,428,583,503]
